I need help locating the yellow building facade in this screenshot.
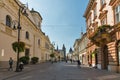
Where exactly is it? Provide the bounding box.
[0,0,51,67]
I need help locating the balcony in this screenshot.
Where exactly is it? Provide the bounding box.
[109,0,117,6]
[114,22,120,31]
[89,25,114,46]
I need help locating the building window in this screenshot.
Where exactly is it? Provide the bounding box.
[101,0,105,6]
[6,15,11,27]
[87,15,91,27]
[115,5,120,24]
[25,31,29,39]
[101,17,107,25]
[38,22,41,28]
[89,14,92,24]
[45,42,49,49]
[38,39,40,45]
[94,7,97,18]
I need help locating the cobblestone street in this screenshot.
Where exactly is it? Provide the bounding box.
[1,62,120,80]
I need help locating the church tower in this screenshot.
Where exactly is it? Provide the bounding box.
[57,45,59,51]
[69,47,73,54]
[62,44,66,60]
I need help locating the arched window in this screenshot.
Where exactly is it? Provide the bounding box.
[25,31,29,39]
[6,15,12,27]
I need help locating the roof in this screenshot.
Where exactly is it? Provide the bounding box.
[30,8,43,20]
[83,0,95,18]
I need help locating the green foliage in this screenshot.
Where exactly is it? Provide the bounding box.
[92,52,95,58]
[90,25,112,46]
[31,57,39,64]
[50,53,55,58]
[97,25,111,33]
[98,25,112,30]
[19,56,30,64]
[91,50,96,58]
[12,42,25,53]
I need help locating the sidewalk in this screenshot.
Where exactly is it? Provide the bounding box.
[0,64,36,80]
[0,62,51,80]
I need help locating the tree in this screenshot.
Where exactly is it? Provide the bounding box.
[12,41,25,53]
[50,53,55,58]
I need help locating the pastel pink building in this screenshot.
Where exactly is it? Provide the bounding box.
[84,0,120,72]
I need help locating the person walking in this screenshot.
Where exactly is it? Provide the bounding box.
[19,62,24,71]
[70,59,72,63]
[8,57,13,71]
[77,60,81,68]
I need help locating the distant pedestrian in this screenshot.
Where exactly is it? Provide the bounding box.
[19,62,24,71]
[8,57,13,71]
[51,58,54,64]
[77,60,81,68]
[65,59,67,63]
[88,61,92,67]
[70,59,72,63]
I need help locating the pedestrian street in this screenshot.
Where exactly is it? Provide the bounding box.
[1,62,120,80]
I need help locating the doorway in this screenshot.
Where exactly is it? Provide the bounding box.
[102,45,108,69]
[95,52,98,66]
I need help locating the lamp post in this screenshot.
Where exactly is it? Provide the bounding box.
[15,4,27,72]
[51,42,55,63]
[52,42,55,55]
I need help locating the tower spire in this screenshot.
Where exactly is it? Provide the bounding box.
[81,27,83,37]
[57,45,58,51]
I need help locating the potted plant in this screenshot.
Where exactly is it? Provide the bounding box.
[31,57,39,64]
[19,56,30,64]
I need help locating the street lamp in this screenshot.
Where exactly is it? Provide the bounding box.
[50,42,55,63]
[14,4,28,72]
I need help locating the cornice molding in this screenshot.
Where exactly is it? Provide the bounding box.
[86,12,92,20]
[84,0,95,18]
[91,2,97,10]
[0,0,5,8]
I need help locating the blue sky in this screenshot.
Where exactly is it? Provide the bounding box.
[20,0,89,53]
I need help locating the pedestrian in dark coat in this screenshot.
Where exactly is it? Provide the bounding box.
[8,57,13,71]
[77,60,81,68]
[19,62,24,71]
